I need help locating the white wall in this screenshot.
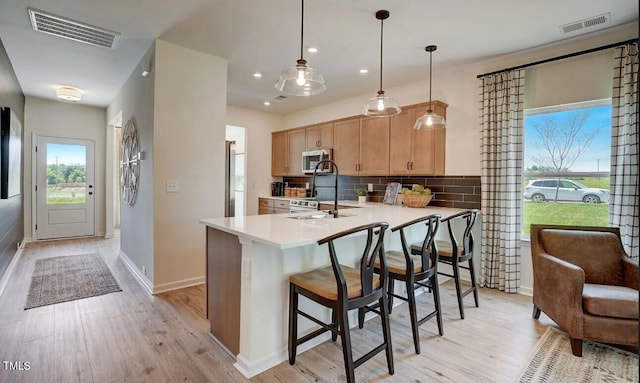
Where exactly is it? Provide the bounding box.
[282,23,638,177]
[226,105,283,215]
[107,43,156,284]
[152,40,227,290]
[23,97,107,240]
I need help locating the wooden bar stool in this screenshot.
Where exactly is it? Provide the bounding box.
[412,209,479,319]
[288,222,394,383]
[360,214,442,354]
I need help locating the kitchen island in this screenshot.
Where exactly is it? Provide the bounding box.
[200,204,477,378]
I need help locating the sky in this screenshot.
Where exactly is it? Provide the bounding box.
[524,104,611,172]
[46,143,86,166]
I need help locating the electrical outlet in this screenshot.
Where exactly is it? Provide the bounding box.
[368,183,373,192]
[166,180,179,193]
[241,258,251,279]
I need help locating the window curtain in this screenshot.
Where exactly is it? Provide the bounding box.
[479,69,525,293]
[610,42,639,260]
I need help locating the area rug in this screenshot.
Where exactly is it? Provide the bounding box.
[25,253,121,310]
[516,326,639,383]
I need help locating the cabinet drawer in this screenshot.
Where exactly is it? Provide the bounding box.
[259,198,274,207]
[274,200,290,209]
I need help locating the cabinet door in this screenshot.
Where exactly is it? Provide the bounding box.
[410,102,447,175]
[410,105,435,175]
[333,118,360,175]
[359,116,390,175]
[389,110,413,175]
[271,131,288,176]
[306,123,333,149]
[287,129,306,175]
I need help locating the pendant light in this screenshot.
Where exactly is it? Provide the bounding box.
[414,45,446,129]
[362,10,401,117]
[275,0,326,96]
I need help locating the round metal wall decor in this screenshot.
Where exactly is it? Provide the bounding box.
[120,119,140,205]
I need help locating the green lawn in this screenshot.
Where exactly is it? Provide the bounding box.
[522,201,609,234]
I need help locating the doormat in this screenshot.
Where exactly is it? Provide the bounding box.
[25,253,122,310]
[515,326,639,383]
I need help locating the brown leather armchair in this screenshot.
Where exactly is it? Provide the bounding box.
[530,224,639,356]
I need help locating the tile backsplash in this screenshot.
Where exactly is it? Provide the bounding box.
[283,175,481,210]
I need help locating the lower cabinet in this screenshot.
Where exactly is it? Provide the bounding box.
[258,198,290,214]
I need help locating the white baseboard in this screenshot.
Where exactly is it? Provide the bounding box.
[0,241,25,298]
[118,250,153,295]
[118,250,204,295]
[152,276,205,294]
[233,334,331,379]
[104,232,115,239]
[519,286,533,296]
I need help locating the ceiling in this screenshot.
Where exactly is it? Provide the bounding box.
[0,0,637,115]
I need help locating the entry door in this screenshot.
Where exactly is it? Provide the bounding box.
[36,136,95,239]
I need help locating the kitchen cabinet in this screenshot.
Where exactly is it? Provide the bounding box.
[305,123,333,149]
[333,116,389,175]
[271,129,306,176]
[258,198,290,214]
[389,101,447,175]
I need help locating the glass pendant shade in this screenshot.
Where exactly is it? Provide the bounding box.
[275,0,326,97]
[414,44,445,130]
[275,59,326,96]
[363,91,401,117]
[363,10,400,117]
[414,110,446,130]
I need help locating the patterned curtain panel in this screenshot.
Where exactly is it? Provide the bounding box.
[610,42,639,260]
[479,69,525,293]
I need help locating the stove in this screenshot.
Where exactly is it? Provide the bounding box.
[289,199,319,212]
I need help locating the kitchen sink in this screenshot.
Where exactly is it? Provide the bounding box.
[287,212,354,220]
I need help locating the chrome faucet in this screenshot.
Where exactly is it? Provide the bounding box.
[311,160,339,218]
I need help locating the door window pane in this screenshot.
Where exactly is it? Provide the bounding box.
[46,143,87,204]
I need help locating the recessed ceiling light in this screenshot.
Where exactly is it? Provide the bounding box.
[307,47,318,53]
[56,86,82,102]
[253,72,263,78]
[359,69,369,74]
[264,101,271,106]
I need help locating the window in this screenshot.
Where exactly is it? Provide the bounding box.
[522,100,611,236]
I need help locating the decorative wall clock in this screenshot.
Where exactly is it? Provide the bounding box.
[120,119,140,205]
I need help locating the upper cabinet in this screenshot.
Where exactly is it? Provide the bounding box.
[334,116,390,175]
[271,128,306,176]
[389,101,447,175]
[273,100,447,177]
[305,123,333,149]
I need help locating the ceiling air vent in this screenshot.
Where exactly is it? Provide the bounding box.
[28,8,121,49]
[560,13,611,34]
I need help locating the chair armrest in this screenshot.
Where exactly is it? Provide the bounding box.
[622,256,639,290]
[533,252,585,335]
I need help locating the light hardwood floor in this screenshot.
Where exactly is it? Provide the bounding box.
[0,234,557,383]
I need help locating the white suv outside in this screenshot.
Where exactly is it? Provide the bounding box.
[523,179,609,203]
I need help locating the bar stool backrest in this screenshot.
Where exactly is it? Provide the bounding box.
[444,209,478,259]
[394,214,441,276]
[318,221,390,304]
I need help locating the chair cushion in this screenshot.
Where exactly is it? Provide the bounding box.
[376,250,422,275]
[290,266,380,301]
[411,240,460,259]
[582,283,639,319]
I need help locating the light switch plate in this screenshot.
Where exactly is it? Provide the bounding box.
[166,180,179,193]
[368,183,373,192]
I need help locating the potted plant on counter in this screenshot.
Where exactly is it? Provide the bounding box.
[356,188,368,204]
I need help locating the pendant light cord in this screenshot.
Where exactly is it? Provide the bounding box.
[299,0,304,61]
[428,49,433,110]
[378,17,384,93]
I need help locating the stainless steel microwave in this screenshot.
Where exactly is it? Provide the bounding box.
[302,149,333,174]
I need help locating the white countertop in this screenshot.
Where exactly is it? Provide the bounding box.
[200,205,468,249]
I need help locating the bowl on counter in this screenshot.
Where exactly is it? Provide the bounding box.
[400,194,432,208]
